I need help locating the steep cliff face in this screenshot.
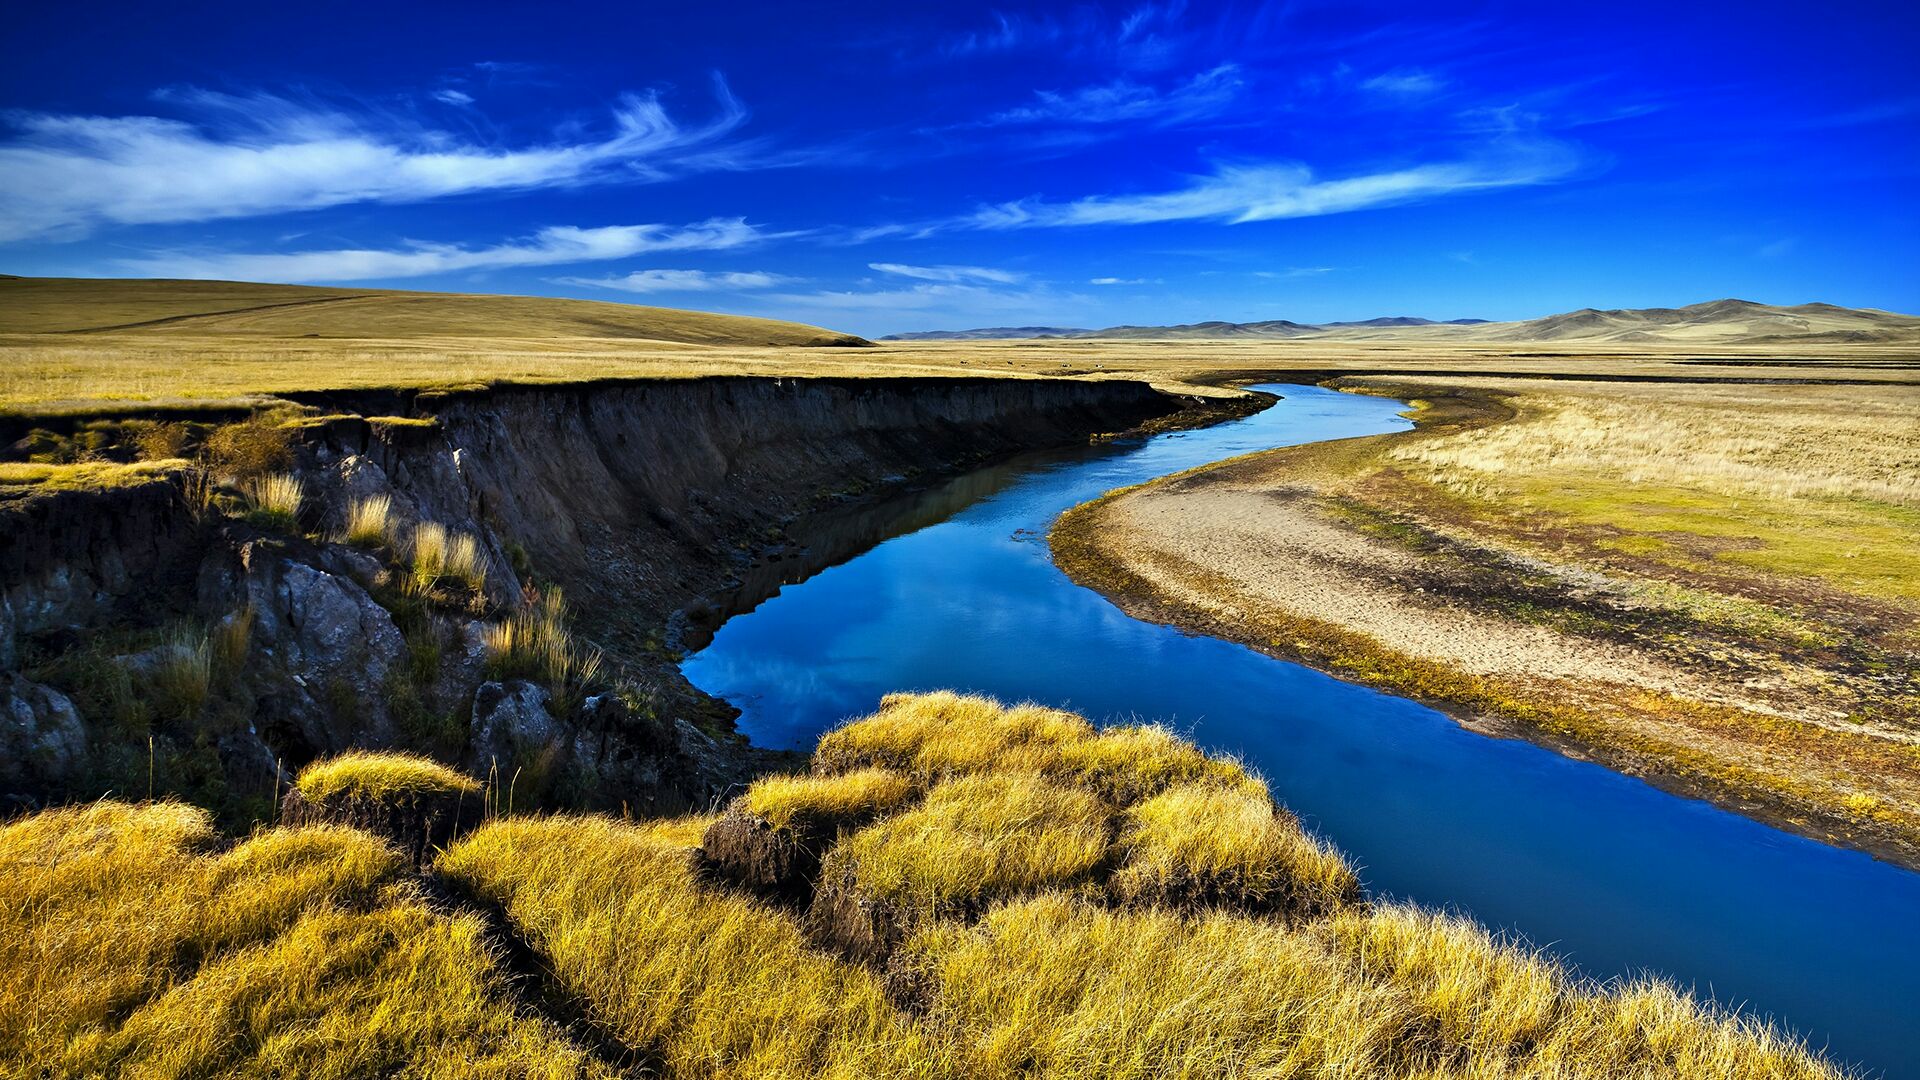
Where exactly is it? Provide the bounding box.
[0,376,1178,818]
[382,377,1174,645]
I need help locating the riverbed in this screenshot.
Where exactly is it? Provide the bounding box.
[682,383,1920,1077]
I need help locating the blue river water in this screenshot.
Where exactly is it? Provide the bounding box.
[682,384,1920,1077]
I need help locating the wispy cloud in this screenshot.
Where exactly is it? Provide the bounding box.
[869,261,1023,283]
[1360,70,1446,97]
[938,1,1200,71]
[430,88,475,107]
[117,218,768,281]
[983,64,1243,127]
[749,280,1091,335]
[557,268,793,293]
[1089,276,1155,285]
[1254,267,1337,278]
[0,80,750,242]
[950,141,1580,232]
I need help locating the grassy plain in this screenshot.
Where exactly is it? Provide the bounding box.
[4,273,1916,417]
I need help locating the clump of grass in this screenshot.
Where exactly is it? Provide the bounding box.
[293,750,481,804]
[410,520,488,593]
[241,472,304,531]
[815,690,1254,806]
[900,893,1416,1078]
[149,628,212,725]
[438,814,947,1076]
[822,772,1111,915]
[287,751,483,868]
[128,418,193,461]
[702,767,921,899]
[481,587,604,705]
[813,690,1093,779]
[743,767,920,832]
[1045,722,1259,805]
[1112,780,1360,917]
[341,493,398,549]
[0,800,606,1078]
[201,415,292,480]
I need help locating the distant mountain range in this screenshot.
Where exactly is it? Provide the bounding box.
[880,300,1920,345]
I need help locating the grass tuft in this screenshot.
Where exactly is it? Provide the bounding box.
[1113,780,1360,917]
[241,472,304,531]
[410,520,488,594]
[742,767,919,832]
[824,772,1111,914]
[293,750,481,804]
[150,628,212,724]
[341,493,398,549]
[481,586,604,705]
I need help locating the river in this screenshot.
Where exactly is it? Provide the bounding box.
[682,383,1920,1077]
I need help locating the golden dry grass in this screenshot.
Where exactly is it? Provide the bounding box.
[0,800,597,1078]
[825,772,1112,911]
[409,520,488,593]
[3,705,1845,1078]
[340,492,397,549]
[0,457,186,491]
[440,799,1843,1079]
[1387,382,1920,507]
[480,586,605,700]
[240,471,303,530]
[1113,780,1360,915]
[1366,378,1920,602]
[741,767,919,831]
[438,813,948,1078]
[0,276,860,344]
[5,276,1914,421]
[293,750,482,803]
[813,690,1253,804]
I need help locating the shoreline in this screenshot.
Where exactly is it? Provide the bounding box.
[1049,379,1920,872]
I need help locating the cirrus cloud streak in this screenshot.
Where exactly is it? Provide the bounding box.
[116,218,769,282]
[0,83,749,242]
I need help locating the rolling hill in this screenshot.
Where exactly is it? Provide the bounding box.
[0,276,870,347]
[881,300,1920,345]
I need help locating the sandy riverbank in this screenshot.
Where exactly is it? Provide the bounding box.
[1053,379,1920,867]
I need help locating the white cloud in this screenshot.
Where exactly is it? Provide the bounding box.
[1361,70,1446,97]
[984,64,1243,127]
[1089,276,1149,285]
[1254,267,1337,278]
[557,268,792,293]
[431,88,475,107]
[869,262,1023,284]
[747,280,1091,335]
[116,218,767,281]
[961,144,1579,231]
[0,82,748,241]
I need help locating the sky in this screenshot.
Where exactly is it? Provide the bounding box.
[2,1,1917,337]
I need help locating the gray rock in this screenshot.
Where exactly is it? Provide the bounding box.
[469,679,560,773]
[241,545,407,752]
[0,676,87,790]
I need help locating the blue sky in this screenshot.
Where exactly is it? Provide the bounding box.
[2,0,1916,336]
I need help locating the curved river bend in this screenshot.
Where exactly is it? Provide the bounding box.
[683,384,1920,1077]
